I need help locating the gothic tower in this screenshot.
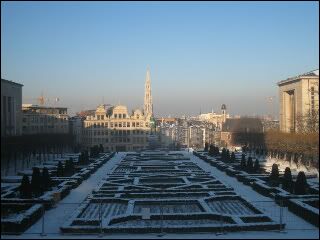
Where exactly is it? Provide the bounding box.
[144,67,153,117]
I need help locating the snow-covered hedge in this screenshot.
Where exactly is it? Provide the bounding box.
[287,198,319,227]
[1,203,43,234]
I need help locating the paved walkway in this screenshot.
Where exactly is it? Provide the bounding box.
[24,152,125,235]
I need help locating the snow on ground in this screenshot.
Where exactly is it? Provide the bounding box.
[19,153,124,235]
[1,151,318,239]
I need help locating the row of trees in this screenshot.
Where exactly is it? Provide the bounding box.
[269,164,309,194]
[20,167,52,198]
[1,134,75,176]
[233,130,319,169]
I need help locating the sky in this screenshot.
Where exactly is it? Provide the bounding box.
[1,1,319,118]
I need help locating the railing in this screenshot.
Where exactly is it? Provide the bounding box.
[1,199,318,238]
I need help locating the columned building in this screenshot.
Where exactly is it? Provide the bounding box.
[278,69,319,133]
[1,79,23,137]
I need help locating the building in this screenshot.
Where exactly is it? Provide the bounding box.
[278,69,319,133]
[22,104,69,134]
[1,79,23,137]
[220,117,264,148]
[82,68,153,151]
[69,116,84,145]
[198,104,230,130]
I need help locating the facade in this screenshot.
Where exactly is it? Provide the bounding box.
[157,117,217,150]
[1,79,23,137]
[82,68,153,151]
[220,117,264,148]
[69,116,84,145]
[278,69,319,133]
[198,104,230,130]
[22,104,69,134]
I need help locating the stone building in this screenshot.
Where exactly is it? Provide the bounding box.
[82,68,153,151]
[198,104,229,130]
[22,104,69,134]
[278,69,319,133]
[1,79,23,137]
[220,117,264,148]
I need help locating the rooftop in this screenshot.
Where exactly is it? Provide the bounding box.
[1,78,24,86]
[277,69,319,86]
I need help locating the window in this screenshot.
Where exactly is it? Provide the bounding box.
[123,114,126,118]
[105,123,108,128]
[101,115,104,120]
[136,122,140,127]
[97,115,100,120]
[110,123,113,128]
[115,123,118,127]
[127,122,130,127]
[119,114,122,119]
[114,114,117,118]
[119,123,122,127]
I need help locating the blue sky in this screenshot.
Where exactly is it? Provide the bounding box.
[1,1,319,117]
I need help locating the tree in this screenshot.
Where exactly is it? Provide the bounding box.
[269,163,279,187]
[231,152,236,162]
[221,148,227,161]
[226,149,230,162]
[204,142,209,152]
[253,159,260,173]
[65,158,75,176]
[294,171,308,195]
[208,144,214,156]
[57,161,64,177]
[240,154,246,169]
[214,146,220,156]
[99,144,104,153]
[31,167,42,197]
[246,157,254,173]
[282,167,293,193]
[42,167,52,191]
[20,174,32,199]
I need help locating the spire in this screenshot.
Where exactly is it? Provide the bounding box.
[144,67,153,117]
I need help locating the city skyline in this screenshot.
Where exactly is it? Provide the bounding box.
[1,1,319,117]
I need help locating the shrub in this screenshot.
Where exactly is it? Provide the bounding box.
[246,157,254,173]
[42,167,52,191]
[282,167,293,193]
[240,154,246,169]
[65,158,75,176]
[20,174,32,199]
[204,142,209,152]
[294,171,308,195]
[31,167,42,197]
[269,164,279,187]
[254,159,260,173]
[208,144,214,156]
[231,152,236,162]
[57,161,64,177]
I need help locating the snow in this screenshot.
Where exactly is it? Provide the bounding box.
[1,151,318,239]
[20,153,124,235]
